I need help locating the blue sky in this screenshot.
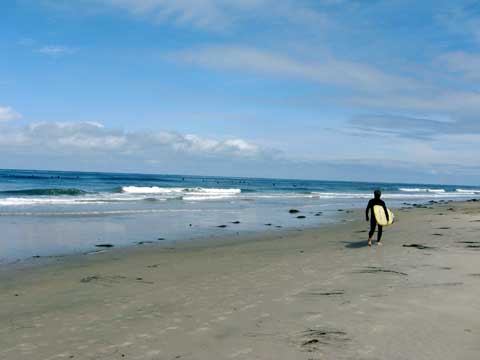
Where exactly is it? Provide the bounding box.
[1,0,480,184]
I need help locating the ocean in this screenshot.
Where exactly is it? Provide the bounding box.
[1,168,479,264]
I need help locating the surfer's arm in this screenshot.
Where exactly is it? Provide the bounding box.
[365,200,372,221]
[382,202,389,221]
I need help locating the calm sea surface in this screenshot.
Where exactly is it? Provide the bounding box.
[1,169,479,264]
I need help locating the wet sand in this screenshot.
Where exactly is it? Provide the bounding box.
[1,200,480,359]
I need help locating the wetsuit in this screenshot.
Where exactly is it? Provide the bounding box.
[365,198,389,241]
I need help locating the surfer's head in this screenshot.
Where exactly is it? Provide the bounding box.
[374,189,381,199]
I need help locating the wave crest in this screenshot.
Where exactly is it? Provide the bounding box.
[0,188,88,196]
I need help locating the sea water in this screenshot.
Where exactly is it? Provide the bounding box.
[1,169,479,264]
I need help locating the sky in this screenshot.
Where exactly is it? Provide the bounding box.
[1,0,480,185]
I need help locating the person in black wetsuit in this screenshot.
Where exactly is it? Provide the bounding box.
[365,189,389,247]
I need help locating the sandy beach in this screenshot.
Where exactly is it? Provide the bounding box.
[1,200,480,360]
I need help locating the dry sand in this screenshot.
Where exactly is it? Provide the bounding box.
[1,201,480,359]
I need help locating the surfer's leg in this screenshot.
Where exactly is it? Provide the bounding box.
[368,219,376,246]
[377,225,383,244]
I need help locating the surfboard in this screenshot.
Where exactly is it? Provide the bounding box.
[373,205,394,226]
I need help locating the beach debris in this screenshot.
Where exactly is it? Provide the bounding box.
[355,266,407,276]
[305,290,345,296]
[297,215,306,219]
[147,264,161,268]
[403,244,435,250]
[289,209,300,214]
[428,282,463,287]
[300,327,349,350]
[95,243,114,248]
[80,274,153,286]
[85,249,108,255]
[137,241,153,245]
[80,275,101,283]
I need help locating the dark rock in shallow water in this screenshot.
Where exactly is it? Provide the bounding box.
[95,244,114,248]
[217,225,227,228]
[337,209,344,212]
[231,221,241,224]
[314,212,323,216]
[289,209,300,214]
[264,223,272,226]
[137,241,153,245]
[297,216,306,219]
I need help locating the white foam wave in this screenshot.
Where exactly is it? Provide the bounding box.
[456,188,480,194]
[399,188,445,193]
[121,186,241,201]
[0,187,243,206]
[311,191,472,199]
[121,186,184,194]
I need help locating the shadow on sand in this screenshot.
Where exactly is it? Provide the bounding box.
[342,240,369,249]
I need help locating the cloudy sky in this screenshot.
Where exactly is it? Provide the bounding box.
[2,0,480,184]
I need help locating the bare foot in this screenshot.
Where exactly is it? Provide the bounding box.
[377,241,383,246]
[368,239,372,247]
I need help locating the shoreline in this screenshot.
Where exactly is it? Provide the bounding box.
[1,200,480,359]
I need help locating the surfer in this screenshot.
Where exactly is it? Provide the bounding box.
[366,189,389,247]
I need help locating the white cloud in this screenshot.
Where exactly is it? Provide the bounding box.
[0,106,21,122]
[65,0,328,31]
[436,3,480,44]
[0,121,265,159]
[38,45,76,56]
[350,90,480,116]
[170,45,419,93]
[439,51,480,81]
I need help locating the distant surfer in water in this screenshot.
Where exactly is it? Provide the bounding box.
[366,189,389,247]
